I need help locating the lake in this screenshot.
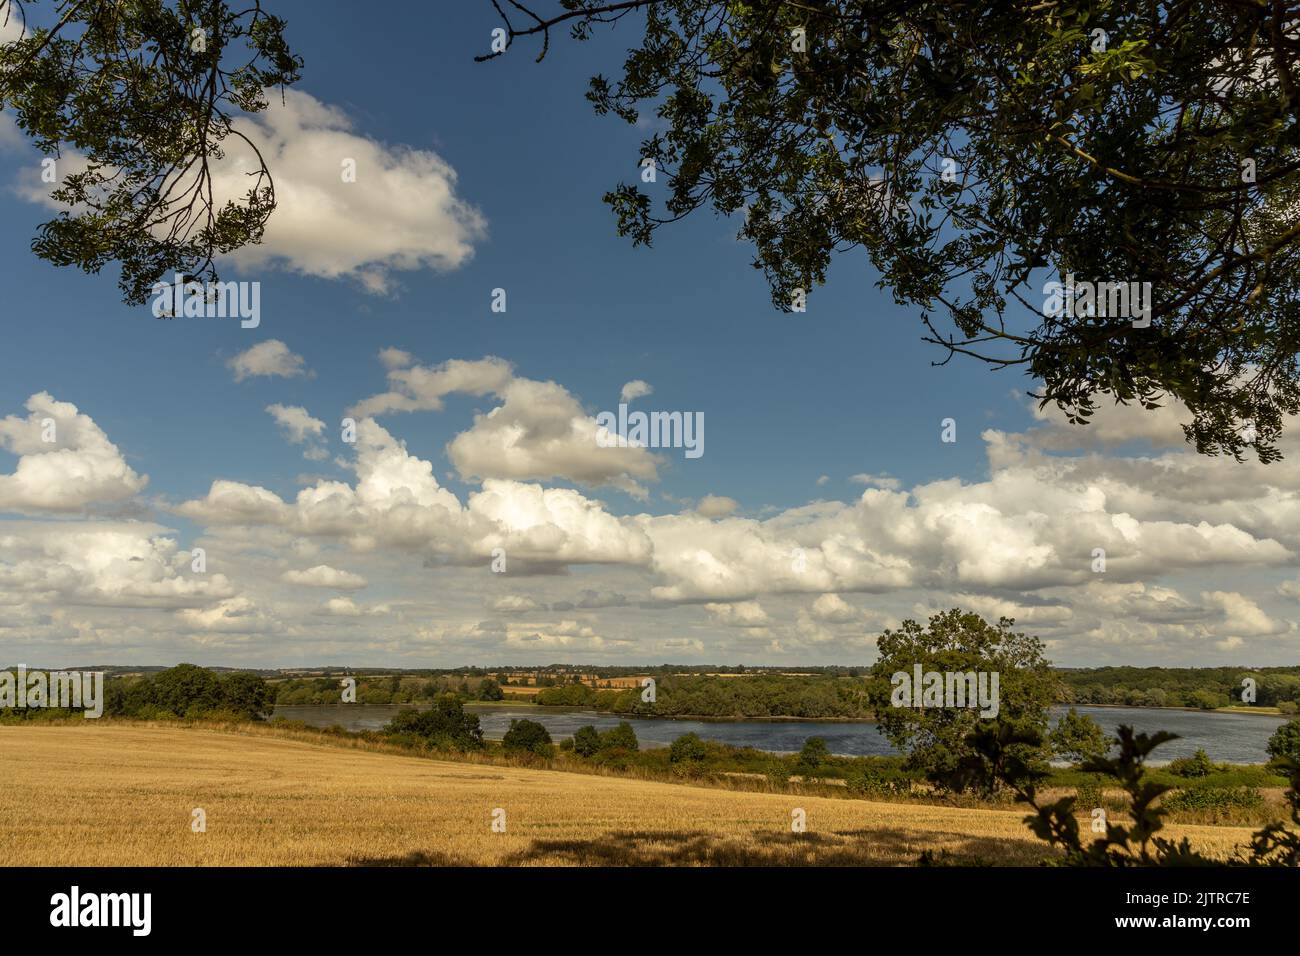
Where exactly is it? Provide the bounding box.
[270,702,1291,764]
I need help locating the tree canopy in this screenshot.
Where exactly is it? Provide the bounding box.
[7,2,1300,458]
[867,609,1059,787]
[482,0,1300,461]
[0,0,301,303]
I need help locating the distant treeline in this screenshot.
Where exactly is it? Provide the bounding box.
[8,663,1300,724]
[0,664,274,721]
[535,674,874,718]
[272,675,504,706]
[533,667,1300,717]
[1059,666,1300,712]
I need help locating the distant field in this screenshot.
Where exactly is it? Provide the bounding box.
[0,725,1258,866]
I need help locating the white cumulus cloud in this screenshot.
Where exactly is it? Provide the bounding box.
[0,393,147,512]
[228,340,309,382]
[281,565,367,590]
[215,90,486,292]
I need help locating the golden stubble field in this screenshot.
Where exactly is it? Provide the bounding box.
[0,724,1259,866]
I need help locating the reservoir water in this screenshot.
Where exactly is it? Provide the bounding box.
[270,703,1290,764]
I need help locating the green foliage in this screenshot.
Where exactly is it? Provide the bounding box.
[273,674,488,705]
[1267,719,1300,765]
[92,664,272,720]
[668,732,708,765]
[1050,708,1110,765]
[1247,758,1300,866]
[867,609,1058,791]
[567,721,640,763]
[501,718,553,757]
[0,0,302,303]
[1058,665,1300,709]
[844,760,910,797]
[382,695,484,751]
[951,722,1299,866]
[476,678,504,701]
[764,760,793,786]
[1191,689,1228,710]
[1145,764,1288,791]
[598,721,639,753]
[215,671,275,719]
[949,723,1215,865]
[796,736,831,776]
[535,673,871,718]
[1166,748,1216,778]
[488,0,1300,460]
[1255,674,1300,708]
[571,724,601,758]
[147,663,224,716]
[1073,776,1105,813]
[1162,786,1262,815]
[533,683,598,706]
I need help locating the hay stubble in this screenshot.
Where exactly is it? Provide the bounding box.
[0,725,1255,866]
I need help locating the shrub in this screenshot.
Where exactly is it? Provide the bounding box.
[501,718,553,757]
[764,761,793,785]
[1166,748,1216,778]
[1267,719,1300,764]
[219,672,275,719]
[1163,787,1263,814]
[1050,708,1110,765]
[844,760,911,797]
[1074,776,1105,812]
[845,765,889,796]
[796,737,831,776]
[571,725,601,758]
[534,684,596,706]
[599,721,639,753]
[947,723,1300,867]
[1190,689,1226,710]
[669,732,708,770]
[382,695,484,751]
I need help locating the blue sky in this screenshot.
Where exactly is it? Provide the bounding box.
[0,1,1296,668]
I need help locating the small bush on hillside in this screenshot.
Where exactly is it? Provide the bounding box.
[571,725,601,758]
[669,733,708,776]
[1163,786,1262,815]
[796,737,831,777]
[1074,776,1105,812]
[599,721,639,753]
[1167,749,1216,778]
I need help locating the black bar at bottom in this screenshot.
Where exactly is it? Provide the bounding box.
[0,865,1289,940]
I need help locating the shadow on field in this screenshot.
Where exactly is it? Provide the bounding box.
[346,850,475,866]
[496,828,1051,866]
